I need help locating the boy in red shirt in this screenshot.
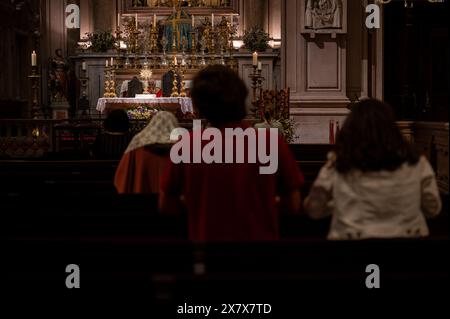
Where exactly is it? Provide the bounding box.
[160,66,304,241]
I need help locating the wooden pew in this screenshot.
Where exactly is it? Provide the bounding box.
[0,160,119,195]
[6,237,448,296]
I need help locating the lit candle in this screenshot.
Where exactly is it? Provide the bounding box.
[106,60,109,67]
[174,56,178,65]
[252,52,258,66]
[31,51,37,66]
[110,57,114,66]
[211,13,214,30]
[153,14,157,27]
[135,14,138,28]
[117,14,121,28]
[258,62,262,71]
[82,62,87,71]
[192,15,195,28]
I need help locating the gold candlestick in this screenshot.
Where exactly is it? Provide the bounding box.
[249,65,264,116]
[103,69,110,98]
[171,65,180,97]
[150,25,158,54]
[109,68,117,98]
[28,66,42,119]
[180,66,187,97]
[115,28,123,68]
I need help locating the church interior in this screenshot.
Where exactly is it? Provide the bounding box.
[2,0,449,311]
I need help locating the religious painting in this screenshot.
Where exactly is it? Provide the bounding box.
[123,0,240,14]
[300,0,347,34]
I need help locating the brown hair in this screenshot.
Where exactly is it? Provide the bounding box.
[335,99,419,173]
[191,65,248,126]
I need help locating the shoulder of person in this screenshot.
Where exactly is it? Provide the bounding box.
[325,151,337,167]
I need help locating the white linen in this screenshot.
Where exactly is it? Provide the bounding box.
[96,97,194,114]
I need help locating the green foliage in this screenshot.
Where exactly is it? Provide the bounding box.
[86,30,116,52]
[243,26,269,52]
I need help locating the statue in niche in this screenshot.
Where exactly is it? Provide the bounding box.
[305,0,342,29]
[48,49,70,102]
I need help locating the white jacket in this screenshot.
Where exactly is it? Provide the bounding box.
[306,153,442,240]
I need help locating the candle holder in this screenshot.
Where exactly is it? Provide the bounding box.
[28,66,42,119]
[115,28,123,68]
[124,54,131,69]
[161,37,169,67]
[190,31,197,54]
[133,30,141,68]
[103,68,110,98]
[179,65,187,97]
[150,25,159,54]
[199,37,207,66]
[109,68,117,98]
[103,67,117,98]
[171,64,180,97]
[249,65,264,117]
[79,67,90,118]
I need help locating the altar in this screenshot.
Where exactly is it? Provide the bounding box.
[96,97,194,115]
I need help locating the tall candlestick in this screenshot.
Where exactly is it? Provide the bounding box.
[31,51,37,66]
[252,52,258,66]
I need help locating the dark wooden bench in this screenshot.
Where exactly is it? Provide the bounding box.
[0,160,119,195]
[6,238,448,296]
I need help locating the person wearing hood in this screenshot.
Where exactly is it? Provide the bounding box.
[114,111,179,194]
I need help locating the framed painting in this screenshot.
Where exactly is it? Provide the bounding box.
[122,0,240,15]
[300,0,347,34]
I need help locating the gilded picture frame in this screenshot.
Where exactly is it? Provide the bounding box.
[122,0,240,15]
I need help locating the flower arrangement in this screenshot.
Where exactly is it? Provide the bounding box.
[277,117,299,144]
[127,105,159,121]
[243,26,270,52]
[86,30,116,52]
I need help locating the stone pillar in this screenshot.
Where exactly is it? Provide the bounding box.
[282,0,351,144]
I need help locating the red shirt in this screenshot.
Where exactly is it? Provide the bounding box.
[161,122,304,241]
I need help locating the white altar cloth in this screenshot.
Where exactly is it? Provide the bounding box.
[96,97,194,114]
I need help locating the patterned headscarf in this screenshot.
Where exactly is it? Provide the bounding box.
[125,111,179,153]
